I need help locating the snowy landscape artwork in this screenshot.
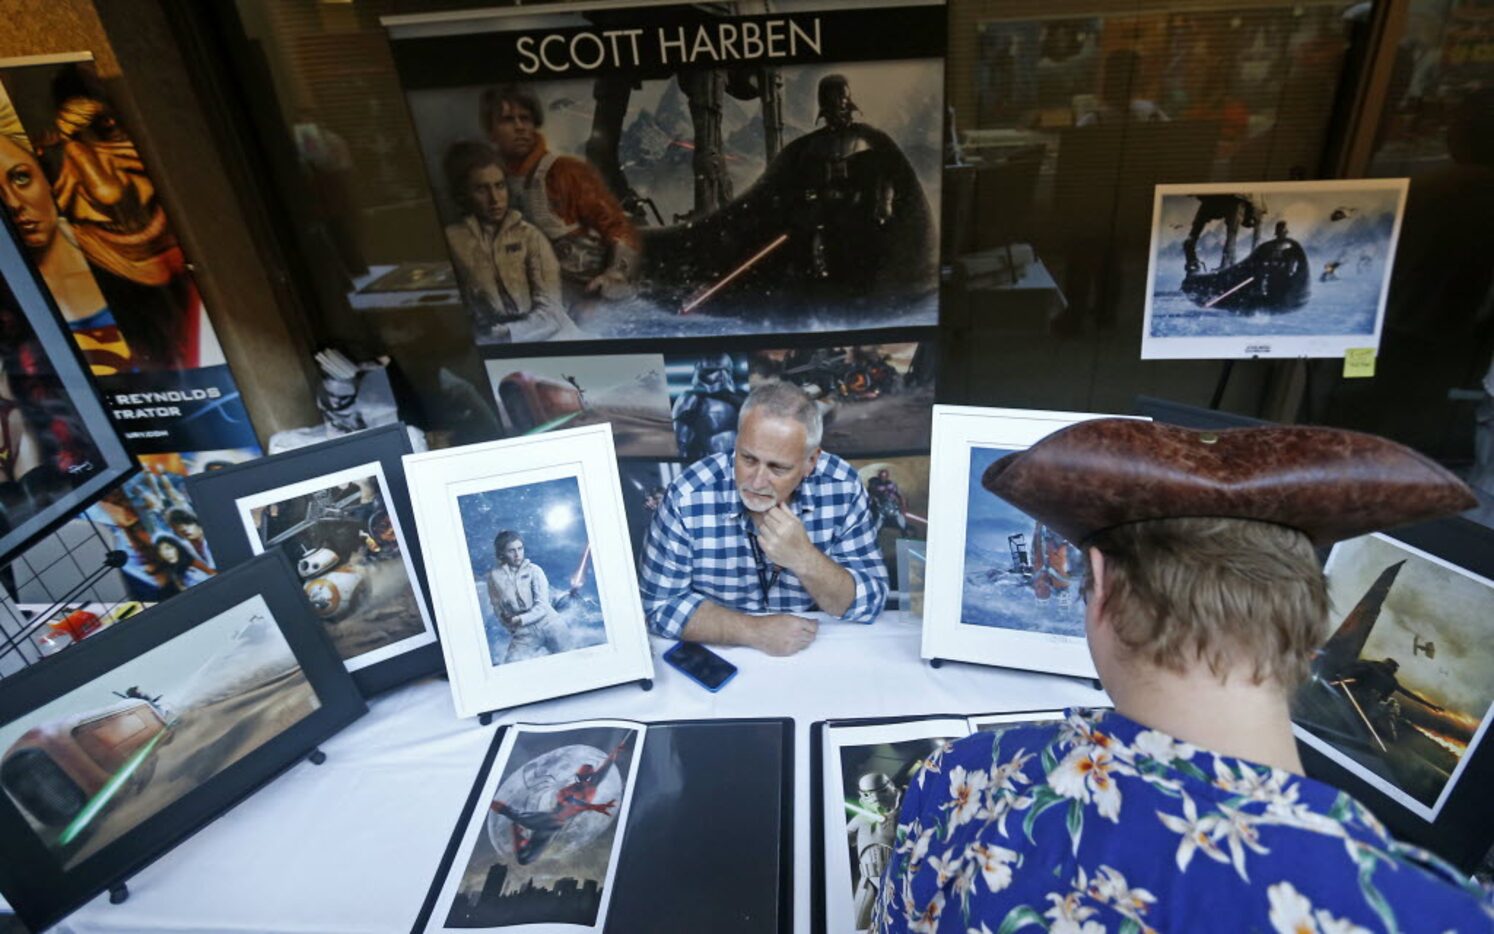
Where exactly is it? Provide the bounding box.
[456,476,607,668]
[1141,179,1408,360]
[403,425,655,718]
[960,446,1086,638]
[921,406,1110,680]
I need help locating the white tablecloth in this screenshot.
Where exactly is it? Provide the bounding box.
[47,611,1106,933]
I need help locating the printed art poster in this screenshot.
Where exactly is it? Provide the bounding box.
[961,446,1085,638]
[1293,534,1494,822]
[850,454,928,591]
[1141,179,1409,360]
[456,476,607,668]
[485,338,934,459]
[0,54,260,601]
[0,594,318,869]
[235,462,437,673]
[618,461,681,564]
[384,1,945,346]
[822,719,966,932]
[0,213,134,566]
[429,722,643,931]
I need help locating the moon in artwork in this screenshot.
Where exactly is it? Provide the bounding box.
[485,744,621,867]
[544,503,576,533]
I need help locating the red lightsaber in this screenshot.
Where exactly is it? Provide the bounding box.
[1204,276,1255,309]
[570,543,592,591]
[681,233,790,315]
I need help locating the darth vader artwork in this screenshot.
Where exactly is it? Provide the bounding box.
[391,6,944,344]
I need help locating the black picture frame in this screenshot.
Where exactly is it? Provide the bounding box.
[0,550,366,931]
[0,207,135,567]
[1294,516,1494,872]
[185,423,442,696]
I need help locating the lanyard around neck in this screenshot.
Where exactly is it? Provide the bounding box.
[745,527,780,604]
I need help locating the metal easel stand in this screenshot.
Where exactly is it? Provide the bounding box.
[927,656,1103,691]
[475,678,656,726]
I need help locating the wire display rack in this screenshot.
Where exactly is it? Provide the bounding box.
[0,516,136,681]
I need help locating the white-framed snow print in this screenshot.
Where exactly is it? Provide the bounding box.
[404,424,653,718]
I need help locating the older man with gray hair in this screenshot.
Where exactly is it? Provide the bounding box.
[640,380,889,655]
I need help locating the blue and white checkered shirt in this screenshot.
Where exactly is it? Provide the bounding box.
[639,451,889,637]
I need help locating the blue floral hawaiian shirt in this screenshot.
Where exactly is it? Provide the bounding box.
[876,708,1494,933]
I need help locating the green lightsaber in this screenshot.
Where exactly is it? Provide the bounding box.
[524,412,582,435]
[58,729,170,847]
[845,799,886,822]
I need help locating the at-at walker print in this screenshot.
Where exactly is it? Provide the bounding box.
[1180,196,1310,313]
[1142,179,1408,359]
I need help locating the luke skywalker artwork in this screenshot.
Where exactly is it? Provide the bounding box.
[457,475,608,669]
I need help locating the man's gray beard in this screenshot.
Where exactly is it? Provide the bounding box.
[738,489,778,512]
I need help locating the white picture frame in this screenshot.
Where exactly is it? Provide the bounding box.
[1140,178,1409,360]
[921,405,1139,679]
[403,424,654,718]
[821,718,971,933]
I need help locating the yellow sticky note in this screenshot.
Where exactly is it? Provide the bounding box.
[1343,348,1376,378]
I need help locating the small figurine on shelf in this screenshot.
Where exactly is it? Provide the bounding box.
[267,349,419,454]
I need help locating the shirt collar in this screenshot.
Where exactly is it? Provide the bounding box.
[1063,706,1368,831]
[507,133,549,178]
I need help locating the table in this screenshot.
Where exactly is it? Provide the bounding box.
[47,611,1106,933]
[948,253,1068,335]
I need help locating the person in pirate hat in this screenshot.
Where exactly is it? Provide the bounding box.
[875,420,1491,933]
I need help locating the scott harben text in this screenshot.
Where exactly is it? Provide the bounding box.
[516,17,822,74]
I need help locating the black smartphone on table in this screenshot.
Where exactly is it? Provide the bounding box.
[662,641,739,692]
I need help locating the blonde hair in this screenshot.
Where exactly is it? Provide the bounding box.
[1083,517,1327,688]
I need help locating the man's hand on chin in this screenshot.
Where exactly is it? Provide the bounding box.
[754,503,816,573]
[747,614,818,656]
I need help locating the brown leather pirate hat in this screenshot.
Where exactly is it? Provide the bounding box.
[982,418,1477,547]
